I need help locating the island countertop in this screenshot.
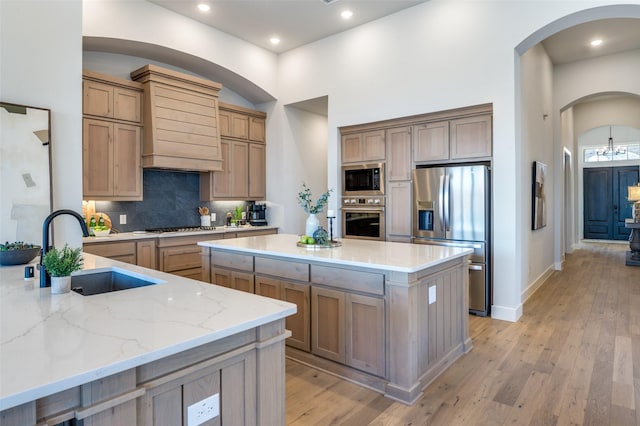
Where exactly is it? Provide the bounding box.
[0,254,296,411]
[198,233,473,273]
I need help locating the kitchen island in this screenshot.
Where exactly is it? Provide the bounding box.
[0,253,295,425]
[199,234,473,405]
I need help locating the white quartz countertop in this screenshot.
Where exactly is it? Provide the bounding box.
[0,253,295,411]
[199,234,473,273]
[82,225,279,243]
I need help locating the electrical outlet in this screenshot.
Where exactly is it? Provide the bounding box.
[119,214,127,225]
[187,394,219,426]
[429,285,436,304]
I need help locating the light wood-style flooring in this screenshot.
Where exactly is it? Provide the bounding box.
[285,243,640,425]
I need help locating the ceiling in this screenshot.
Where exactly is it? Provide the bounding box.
[147,0,426,54]
[541,18,640,65]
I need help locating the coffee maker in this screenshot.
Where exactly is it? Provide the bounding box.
[249,203,267,226]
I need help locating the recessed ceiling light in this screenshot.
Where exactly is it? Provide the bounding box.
[341,10,353,19]
[590,39,603,47]
[270,37,280,45]
[197,3,210,12]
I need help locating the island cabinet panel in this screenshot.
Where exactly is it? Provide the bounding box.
[311,286,346,363]
[311,265,383,295]
[255,276,311,352]
[346,294,385,377]
[255,257,309,282]
[212,267,255,294]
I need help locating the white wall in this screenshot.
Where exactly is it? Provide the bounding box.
[519,43,555,301]
[1,0,83,247]
[560,107,577,251]
[573,95,640,138]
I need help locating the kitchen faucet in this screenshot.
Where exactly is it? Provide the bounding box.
[40,209,90,288]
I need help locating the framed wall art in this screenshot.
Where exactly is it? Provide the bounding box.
[532,160,547,230]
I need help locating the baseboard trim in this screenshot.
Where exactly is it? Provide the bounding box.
[490,304,522,322]
[522,265,555,304]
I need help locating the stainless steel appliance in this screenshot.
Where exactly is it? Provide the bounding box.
[249,203,268,226]
[342,163,384,196]
[342,196,385,241]
[412,164,491,316]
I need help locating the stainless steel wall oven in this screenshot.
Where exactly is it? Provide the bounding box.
[341,196,385,241]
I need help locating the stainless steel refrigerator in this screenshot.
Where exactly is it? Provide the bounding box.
[412,164,491,316]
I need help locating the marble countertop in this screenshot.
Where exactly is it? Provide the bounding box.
[82,225,279,243]
[0,253,295,411]
[199,234,473,273]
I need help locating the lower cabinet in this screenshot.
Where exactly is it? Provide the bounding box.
[311,287,385,377]
[83,239,156,268]
[255,276,310,351]
[212,267,255,293]
[158,234,223,280]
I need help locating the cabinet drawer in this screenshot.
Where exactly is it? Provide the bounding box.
[255,257,309,282]
[84,241,136,258]
[212,251,254,272]
[311,265,384,296]
[160,246,202,272]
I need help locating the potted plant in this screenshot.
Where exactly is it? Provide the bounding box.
[297,183,332,237]
[42,244,83,294]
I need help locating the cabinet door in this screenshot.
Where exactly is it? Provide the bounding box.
[346,294,385,376]
[255,275,282,300]
[387,181,412,238]
[218,109,232,137]
[249,117,265,143]
[311,287,345,363]
[83,80,113,118]
[386,126,412,181]
[113,87,142,123]
[413,121,449,163]
[362,130,386,162]
[159,246,202,273]
[136,240,156,269]
[230,141,249,198]
[341,134,362,163]
[113,123,142,199]
[212,267,232,288]
[214,140,232,197]
[83,119,114,197]
[283,281,310,352]
[232,270,255,293]
[450,114,492,160]
[248,143,266,199]
[230,113,249,139]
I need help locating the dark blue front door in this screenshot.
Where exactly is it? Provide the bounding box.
[584,166,639,240]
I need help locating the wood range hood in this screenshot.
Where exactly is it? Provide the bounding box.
[130,64,224,172]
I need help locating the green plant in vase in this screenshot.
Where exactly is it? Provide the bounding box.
[42,244,83,294]
[232,205,243,226]
[297,183,333,239]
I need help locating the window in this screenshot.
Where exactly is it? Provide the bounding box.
[583,142,640,163]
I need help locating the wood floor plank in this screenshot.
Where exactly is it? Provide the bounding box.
[285,243,640,425]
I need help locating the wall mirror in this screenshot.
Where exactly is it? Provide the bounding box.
[0,102,52,245]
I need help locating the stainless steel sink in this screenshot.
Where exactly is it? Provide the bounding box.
[71,268,164,296]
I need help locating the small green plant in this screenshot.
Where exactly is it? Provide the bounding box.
[42,244,83,277]
[234,205,243,222]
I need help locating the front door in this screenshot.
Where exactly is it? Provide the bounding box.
[584,166,639,240]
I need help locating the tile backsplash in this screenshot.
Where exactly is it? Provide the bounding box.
[92,170,250,232]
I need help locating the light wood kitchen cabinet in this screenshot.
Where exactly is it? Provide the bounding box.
[130,64,223,172]
[311,286,345,363]
[200,102,267,201]
[212,267,254,293]
[386,126,412,181]
[450,114,492,160]
[255,276,310,351]
[312,283,386,376]
[83,71,142,123]
[413,121,450,163]
[83,239,156,268]
[83,119,142,200]
[158,234,222,280]
[386,181,412,242]
[341,130,386,163]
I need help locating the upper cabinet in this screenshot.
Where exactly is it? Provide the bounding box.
[341,130,386,163]
[412,121,449,163]
[201,103,267,201]
[130,64,223,172]
[82,71,143,201]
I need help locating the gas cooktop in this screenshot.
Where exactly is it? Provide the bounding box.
[145,226,216,233]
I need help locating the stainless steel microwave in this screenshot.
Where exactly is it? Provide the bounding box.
[342,163,384,196]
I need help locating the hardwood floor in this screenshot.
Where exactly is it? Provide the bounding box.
[285,243,640,425]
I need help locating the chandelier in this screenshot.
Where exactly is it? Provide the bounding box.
[596,126,627,157]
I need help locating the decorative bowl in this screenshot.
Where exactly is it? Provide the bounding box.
[0,246,41,266]
[93,229,111,237]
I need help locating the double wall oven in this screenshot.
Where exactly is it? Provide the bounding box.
[341,163,385,241]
